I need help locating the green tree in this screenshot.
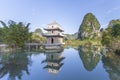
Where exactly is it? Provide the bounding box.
[0,27,4,42]
[31,28,46,43]
[31,33,46,43]
[101,28,112,46]
[101,19,120,47]
[111,24,120,38]
[34,28,43,34]
[108,19,120,27]
[0,20,31,48]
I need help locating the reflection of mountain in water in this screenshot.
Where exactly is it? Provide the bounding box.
[78,46,101,71]
[42,50,65,75]
[0,51,31,80]
[102,52,120,80]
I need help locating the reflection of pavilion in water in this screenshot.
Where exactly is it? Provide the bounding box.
[42,50,65,74]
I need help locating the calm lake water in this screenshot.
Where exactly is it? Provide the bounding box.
[0,47,120,80]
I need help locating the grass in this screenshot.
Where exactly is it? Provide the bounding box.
[64,39,102,47]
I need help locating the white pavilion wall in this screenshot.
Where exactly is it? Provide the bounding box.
[46,53,62,60]
[46,37,51,44]
[54,37,63,44]
[48,31,60,35]
[54,31,60,35]
[46,37,63,44]
[59,37,63,43]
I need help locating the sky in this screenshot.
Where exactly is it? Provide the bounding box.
[0,0,120,34]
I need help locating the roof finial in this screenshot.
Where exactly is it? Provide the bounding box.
[52,20,57,24]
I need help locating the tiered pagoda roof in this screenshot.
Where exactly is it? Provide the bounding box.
[42,57,65,64]
[42,33,64,37]
[44,28,64,32]
[44,21,64,32]
[43,63,64,71]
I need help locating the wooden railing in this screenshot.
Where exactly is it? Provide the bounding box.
[25,43,43,46]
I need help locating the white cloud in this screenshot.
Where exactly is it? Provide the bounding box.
[106,10,112,14]
[106,6,120,14]
[101,23,108,28]
[31,8,37,16]
[113,6,120,10]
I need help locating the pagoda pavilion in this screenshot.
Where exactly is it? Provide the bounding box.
[43,21,65,50]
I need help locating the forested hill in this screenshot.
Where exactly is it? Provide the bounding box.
[64,32,78,40]
[78,13,101,40]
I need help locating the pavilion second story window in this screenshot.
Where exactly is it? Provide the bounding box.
[52,30,53,33]
[51,38,54,44]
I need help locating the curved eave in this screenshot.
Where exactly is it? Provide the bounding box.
[42,57,65,63]
[44,66,61,70]
[43,34,64,37]
[44,28,64,32]
[44,43,65,46]
[44,63,64,70]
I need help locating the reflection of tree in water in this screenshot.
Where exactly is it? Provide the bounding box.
[102,52,120,80]
[0,51,31,80]
[78,46,101,71]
